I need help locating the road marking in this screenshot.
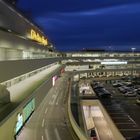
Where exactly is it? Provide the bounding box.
[109,113,125,114]
[42,119,45,127]
[49,100,52,105]
[42,135,44,140]
[52,94,56,99]
[125,137,132,140]
[56,101,59,105]
[116,122,135,125]
[120,129,140,131]
[45,108,48,114]
[55,93,60,105]
[52,97,56,105]
[45,129,50,140]
[54,128,61,140]
[107,109,123,111]
[127,115,136,125]
[111,116,127,119]
[50,94,57,105]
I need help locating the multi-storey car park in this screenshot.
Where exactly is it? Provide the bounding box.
[0,1,140,140]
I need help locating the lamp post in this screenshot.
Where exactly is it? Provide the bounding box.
[131,47,136,53]
[131,47,136,77]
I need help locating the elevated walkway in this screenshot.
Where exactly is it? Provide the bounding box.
[0,64,62,123]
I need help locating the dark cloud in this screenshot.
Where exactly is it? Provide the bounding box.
[17,0,140,51]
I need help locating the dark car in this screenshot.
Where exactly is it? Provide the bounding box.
[94,88,111,98]
[130,134,140,140]
[90,129,98,140]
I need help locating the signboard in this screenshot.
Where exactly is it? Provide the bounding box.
[15,113,23,135]
[52,75,58,86]
[23,98,35,123]
[30,29,48,46]
[15,98,35,136]
[101,61,127,65]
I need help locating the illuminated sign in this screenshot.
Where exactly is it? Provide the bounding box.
[101,61,127,65]
[15,113,23,134]
[23,98,35,123]
[15,99,35,136]
[30,29,48,46]
[52,75,58,86]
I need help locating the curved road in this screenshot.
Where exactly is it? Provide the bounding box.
[17,73,75,140]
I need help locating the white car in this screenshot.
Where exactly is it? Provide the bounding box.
[136,98,140,104]
[124,91,137,97]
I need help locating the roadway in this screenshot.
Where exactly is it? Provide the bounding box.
[17,73,75,140]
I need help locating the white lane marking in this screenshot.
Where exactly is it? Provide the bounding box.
[56,101,59,105]
[109,112,125,114]
[127,115,136,125]
[120,129,140,131]
[116,122,135,124]
[45,108,48,114]
[49,94,56,105]
[42,135,44,140]
[49,100,52,105]
[60,91,64,99]
[52,94,56,99]
[45,129,50,140]
[51,98,55,105]
[55,93,60,105]
[42,119,45,127]
[51,94,58,105]
[111,116,127,118]
[54,128,61,140]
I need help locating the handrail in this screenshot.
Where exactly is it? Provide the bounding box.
[0,62,58,88]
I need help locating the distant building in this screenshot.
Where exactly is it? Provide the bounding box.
[0,0,55,60]
[2,0,17,5]
[82,48,105,52]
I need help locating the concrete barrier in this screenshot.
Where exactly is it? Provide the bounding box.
[67,81,89,140]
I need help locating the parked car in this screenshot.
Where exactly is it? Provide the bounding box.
[100,93,111,98]
[124,91,137,97]
[130,134,140,140]
[136,98,140,105]
[90,129,98,140]
[124,82,134,87]
[136,88,140,95]
[93,85,103,90]
[118,86,132,94]
[95,88,111,98]
[113,83,123,87]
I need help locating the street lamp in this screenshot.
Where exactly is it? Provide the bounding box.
[131,47,136,77]
[131,47,136,53]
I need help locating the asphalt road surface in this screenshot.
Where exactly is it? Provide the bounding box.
[100,81,140,140]
[17,73,75,140]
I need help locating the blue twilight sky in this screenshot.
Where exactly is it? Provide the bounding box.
[17,0,140,51]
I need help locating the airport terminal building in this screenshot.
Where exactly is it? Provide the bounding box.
[0,1,140,140]
[0,0,56,61]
